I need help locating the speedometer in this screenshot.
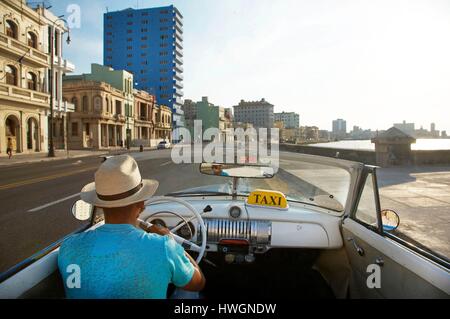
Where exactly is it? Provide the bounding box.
[176,221,195,240]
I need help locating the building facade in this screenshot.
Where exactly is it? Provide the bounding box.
[233,98,274,129]
[332,118,347,139]
[103,5,184,140]
[0,0,50,156]
[183,97,230,141]
[274,111,299,129]
[64,64,134,147]
[63,80,128,150]
[33,5,76,150]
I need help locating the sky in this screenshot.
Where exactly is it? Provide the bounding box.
[47,0,450,133]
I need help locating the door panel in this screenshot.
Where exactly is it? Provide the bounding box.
[343,218,449,299]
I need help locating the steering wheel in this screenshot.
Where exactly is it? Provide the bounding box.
[139,196,207,264]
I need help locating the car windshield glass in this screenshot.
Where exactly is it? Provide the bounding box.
[170,158,351,213]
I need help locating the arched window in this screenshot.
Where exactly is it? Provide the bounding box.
[71,97,78,112]
[82,96,88,112]
[27,32,37,48]
[6,20,18,39]
[5,65,17,86]
[27,72,37,90]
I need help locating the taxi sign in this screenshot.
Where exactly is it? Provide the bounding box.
[245,189,289,210]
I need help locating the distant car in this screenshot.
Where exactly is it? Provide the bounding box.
[157,141,171,149]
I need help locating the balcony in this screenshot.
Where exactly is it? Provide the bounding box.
[173,53,183,65]
[0,34,49,68]
[174,72,183,81]
[175,39,183,50]
[173,88,183,97]
[174,46,183,57]
[173,79,183,89]
[174,63,183,73]
[175,31,183,42]
[174,13,183,27]
[173,20,183,34]
[174,97,183,106]
[0,83,50,107]
[54,56,75,73]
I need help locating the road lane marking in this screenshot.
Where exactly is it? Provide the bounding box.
[0,165,98,191]
[160,161,172,166]
[27,193,80,213]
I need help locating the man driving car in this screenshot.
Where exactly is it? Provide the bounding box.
[58,154,205,299]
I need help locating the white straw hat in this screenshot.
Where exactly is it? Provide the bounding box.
[80,155,158,208]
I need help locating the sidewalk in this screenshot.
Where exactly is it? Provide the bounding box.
[0,147,155,167]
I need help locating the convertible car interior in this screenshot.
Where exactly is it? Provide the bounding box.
[1,156,449,299]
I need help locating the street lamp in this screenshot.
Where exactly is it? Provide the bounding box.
[48,17,70,157]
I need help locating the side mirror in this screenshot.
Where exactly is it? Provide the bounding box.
[71,200,94,221]
[381,209,400,231]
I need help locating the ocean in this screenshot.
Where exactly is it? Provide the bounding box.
[308,139,450,151]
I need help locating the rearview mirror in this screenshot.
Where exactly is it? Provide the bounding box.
[200,163,274,179]
[71,200,94,221]
[381,209,400,231]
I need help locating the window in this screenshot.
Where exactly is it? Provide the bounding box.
[355,172,379,228]
[5,65,17,86]
[127,38,132,42]
[6,20,18,39]
[71,122,78,136]
[82,96,89,112]
[141,20,149,24]
[115,100,122,114]
[141,12,149,16]
[127,30,133,34]
[27,72,37,90]
[127,13,133,18]
[141,28,148,32]
[127,46,132,50]
[127,22,133,25]
[127,54,133,58]
[141,36,148,41]
[27,32,38,48]
[71,97,78,112]
[141,45,148,49]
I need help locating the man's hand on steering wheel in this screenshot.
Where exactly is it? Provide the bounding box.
[147,224,171,236]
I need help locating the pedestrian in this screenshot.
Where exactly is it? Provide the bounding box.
[6,138,13,159]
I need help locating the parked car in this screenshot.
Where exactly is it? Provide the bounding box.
[157,140,171,149]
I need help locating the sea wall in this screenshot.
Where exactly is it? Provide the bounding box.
[280,144,450,166]
[412,150,450,165]
[280,144,377,165]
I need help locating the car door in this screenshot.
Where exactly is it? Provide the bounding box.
[342,166,450,299]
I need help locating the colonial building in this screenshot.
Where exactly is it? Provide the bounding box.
[154,104,172,142]
[34,5,75,150]
[0,0,50,156]
[133,89,156,147]
[63,80,128,150]
[64,64,134,147]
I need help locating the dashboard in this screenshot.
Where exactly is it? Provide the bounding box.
[140,197,343,262]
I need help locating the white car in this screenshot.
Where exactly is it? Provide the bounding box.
[0,154,449,299]
[157,140,171,149]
